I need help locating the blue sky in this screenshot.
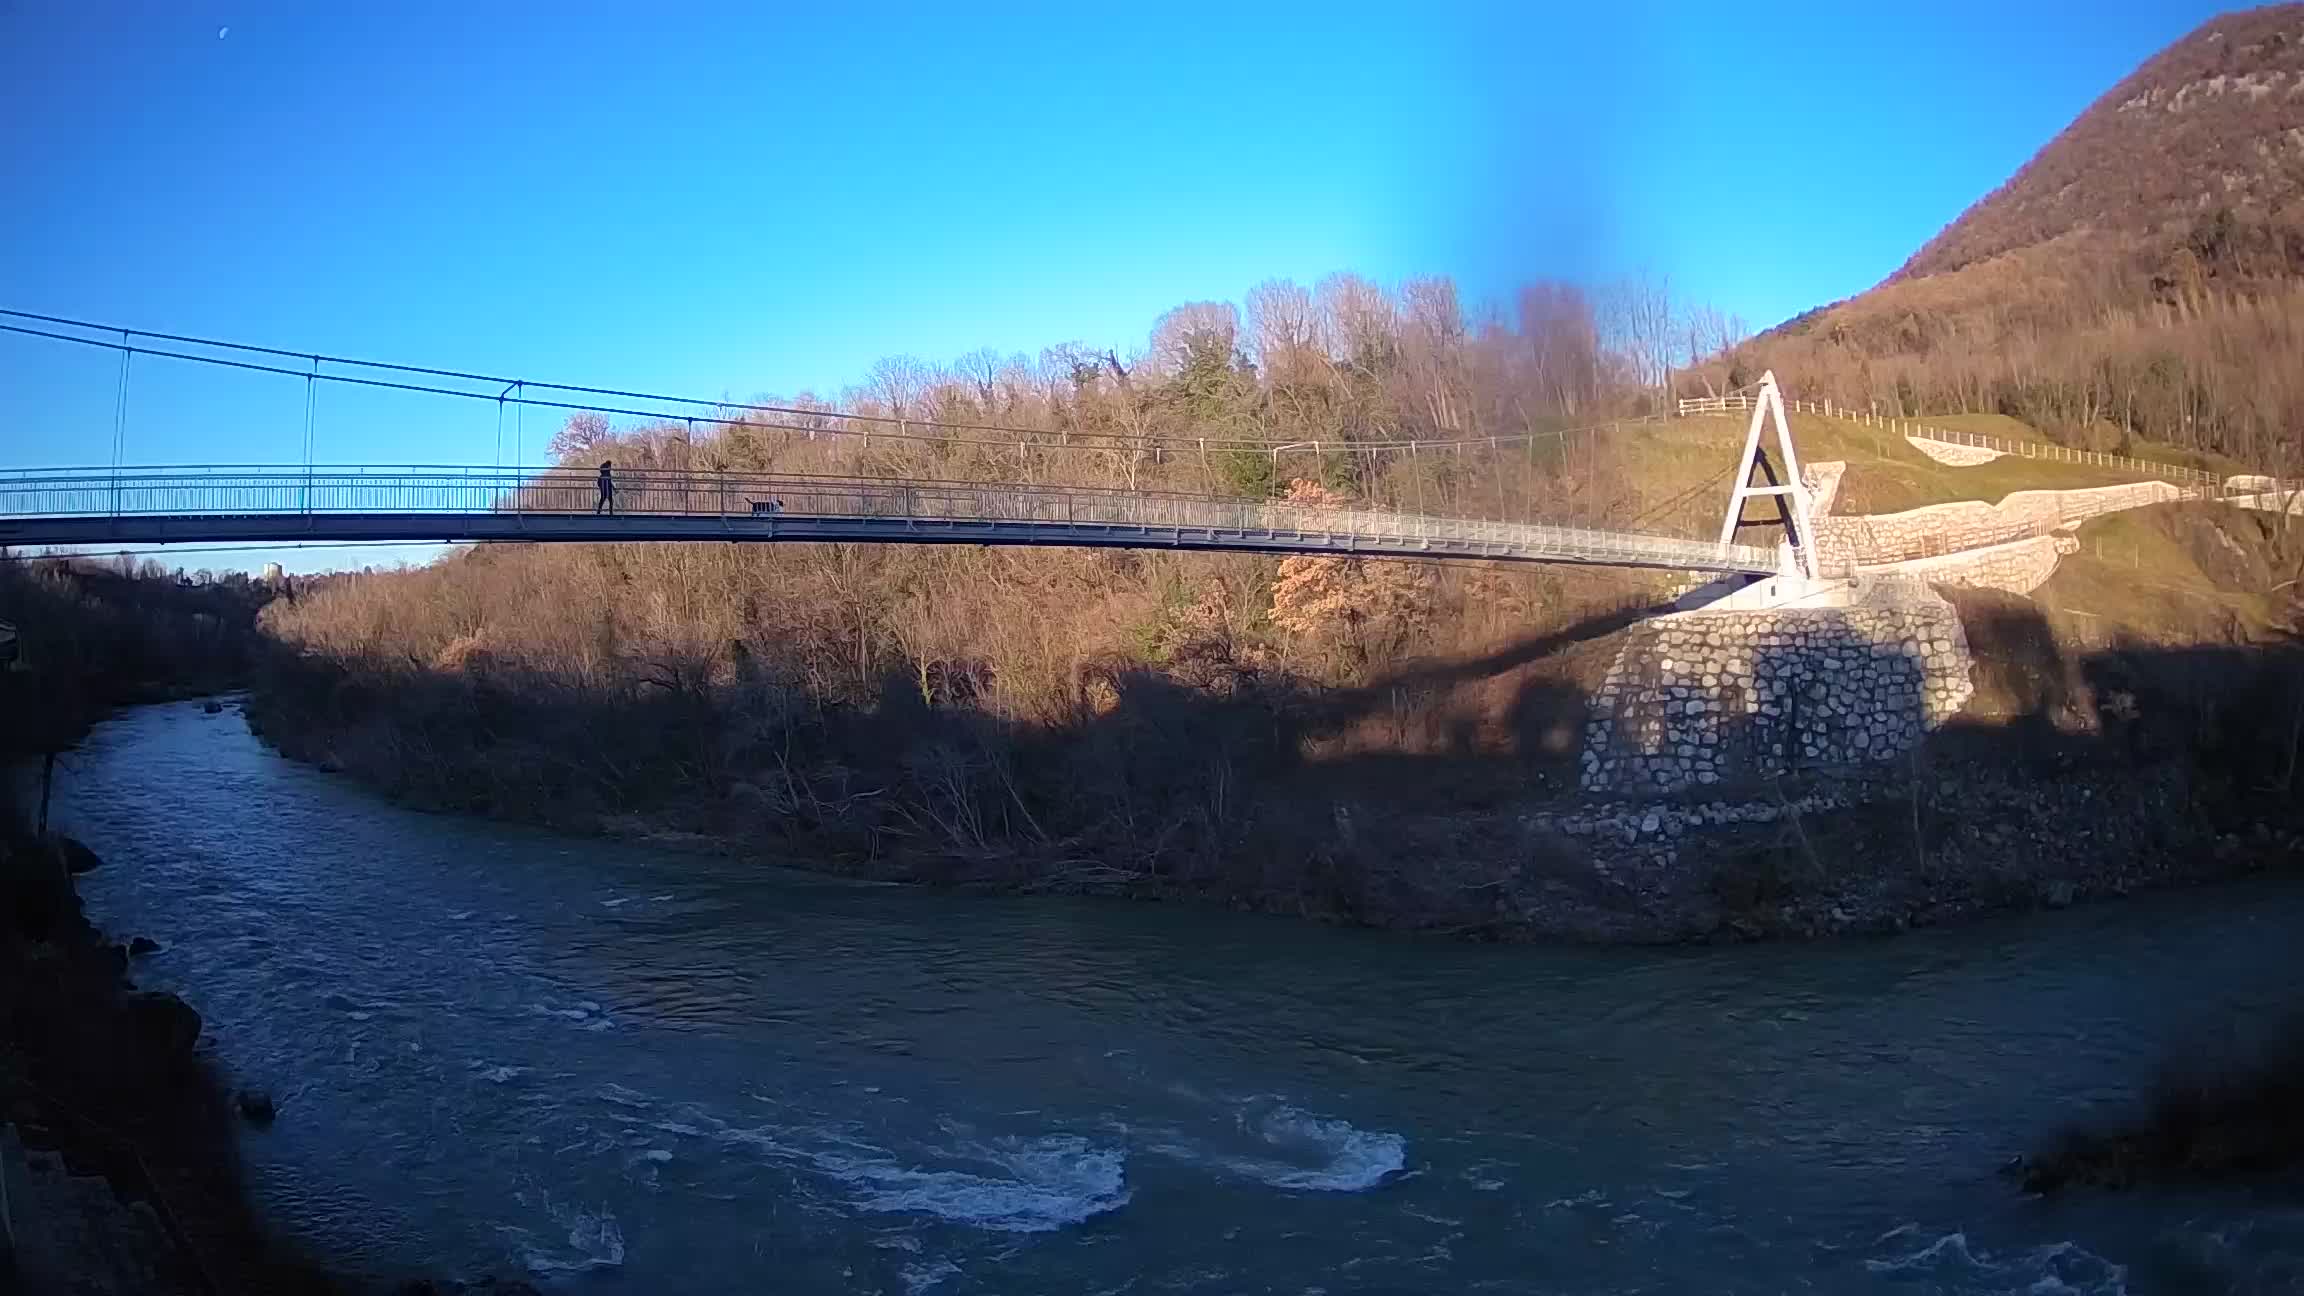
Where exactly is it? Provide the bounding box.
[0,0,2241,566]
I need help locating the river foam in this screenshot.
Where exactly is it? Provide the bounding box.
[1225,1104,1406,1191]
[529,1000,616,1032]
[1150,1096,1406,1192]
[505,1200,626,1276]
[1865,1225,2127,1295]
[808,1132,1130,1233]
[594,1086,1130,1234]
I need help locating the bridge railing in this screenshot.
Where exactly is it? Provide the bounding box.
[0,466,1780,573]
[0,465,1205,519]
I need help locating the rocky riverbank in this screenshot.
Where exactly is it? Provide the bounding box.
[2013,1014,2304,1194]
[249,681,2304,946]
[1474,751,2303,942]
[0,828,540,1295]
[1011,740,2304,944]
[1,828,293,1293]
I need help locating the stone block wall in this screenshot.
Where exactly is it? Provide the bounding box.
[1580,592,1974,794]
[1813,480,2181,566]
[1907,436,2005,466]
[1861,533,2078,596]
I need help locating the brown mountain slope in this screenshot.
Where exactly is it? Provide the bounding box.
[1898,3,2304,281]
[1727,5,2304,469]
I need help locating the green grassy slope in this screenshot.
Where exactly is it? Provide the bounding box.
[2034,505,2294,644]
[1611,412,2176,538]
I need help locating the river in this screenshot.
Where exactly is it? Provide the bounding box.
[41,699,2304,1293]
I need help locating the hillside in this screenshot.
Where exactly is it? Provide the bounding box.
[1732,4,2304,473]
[1899,4,2304,282]
[226,180,2304,935]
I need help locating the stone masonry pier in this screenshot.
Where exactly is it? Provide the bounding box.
[1580,583,1974,795]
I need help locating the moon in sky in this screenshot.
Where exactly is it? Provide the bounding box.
[218,26,230,39]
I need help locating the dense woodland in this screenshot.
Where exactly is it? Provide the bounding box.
[0,557,273,795]
[253,272,1685,907]
[526,272,1702,510]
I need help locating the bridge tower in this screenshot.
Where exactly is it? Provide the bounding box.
[1715,370,1820,580]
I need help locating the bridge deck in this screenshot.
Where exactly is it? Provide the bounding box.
[0,467,1781,575]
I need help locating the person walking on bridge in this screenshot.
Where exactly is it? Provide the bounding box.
[595,460,616,515]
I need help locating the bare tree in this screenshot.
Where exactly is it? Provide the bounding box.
[548,411,612,464]
[1518,281,1603,418]
[866,355,934,427]
[1680,304,1751,396]
[1148,301,1241,376]
[1601,270,1675,394]
[1317,272,1397,374]
[1399,276,1469,433]
[1245,278,1322,387]
[952,347,1005,419]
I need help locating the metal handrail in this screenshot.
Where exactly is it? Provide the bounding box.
[0,466,1781,574]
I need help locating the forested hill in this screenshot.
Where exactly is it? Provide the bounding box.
[1731,4,2304,472]
[1900,4,2304,282]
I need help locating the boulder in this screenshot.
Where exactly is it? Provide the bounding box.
[235,1088,277,1126]
[122,991,202,1067]
[127,936,162,957]
[57,837,102,875]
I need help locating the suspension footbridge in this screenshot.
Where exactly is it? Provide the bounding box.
[0,467,1782,575]
[0,310,1803,578]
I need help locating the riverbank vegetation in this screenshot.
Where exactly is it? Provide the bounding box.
[0,555,275,758]
[242,267,2304,935]
[247,523,2304,940]
[250,534,1650,917]
[2019,1014,2304,1194]
[246,274,1719,921]
[225,4,2304,932]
